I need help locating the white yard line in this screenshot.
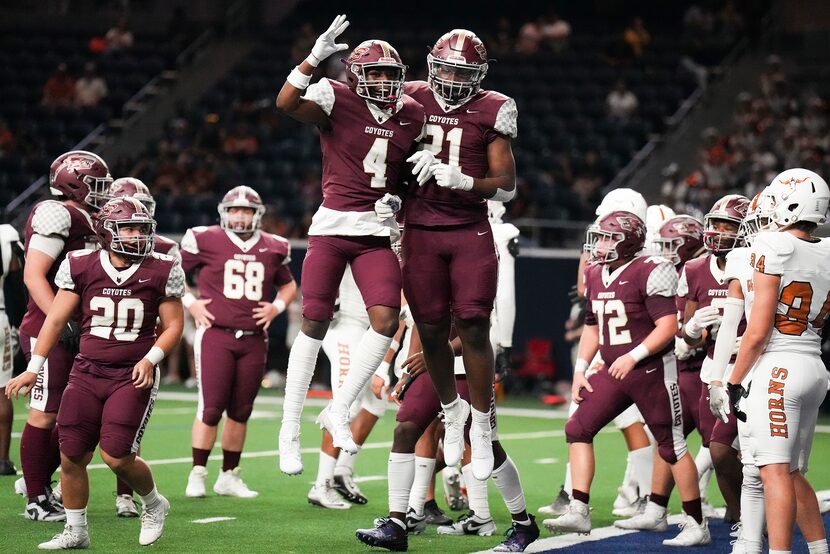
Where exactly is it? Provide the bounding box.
[191,517,237,524]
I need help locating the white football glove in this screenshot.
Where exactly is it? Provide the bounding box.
[399,304,415,328]
[708,382,731,423]
[309,14,350,65]
[674,336,694,360]
[431,162,474,191]
[406,150,437,185]
[685,305,721,339]
[374,193,402,222]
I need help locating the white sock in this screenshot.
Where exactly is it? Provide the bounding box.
[740,464,765,553]
[65,507,87,528]
[388,452,415,514]
[334,446,360,477]
[462,463,491,519]
[441,395,460,411]
[769,550,792,554]
[315,451,337,488]
[408,456,436,516]
[282,332,323,425]
[332,329,391,412]
[471,406,490,427]
[629,444,654,497]
[807,539,829,554]
[694,446,713,498]
[491,456,526,516]
[563,461,573,496]
[140,486,161,509]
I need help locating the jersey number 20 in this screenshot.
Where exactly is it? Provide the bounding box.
[90,297,144,342]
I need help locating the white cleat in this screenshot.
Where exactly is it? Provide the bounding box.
[213,467,258,498]
[538,486,570,516]
[38,524,90,550]
[316,403,357,454]
[613,502,667,531]
[543,500,591,534]
[701,499,717,518]
[115,494,139,518]
[185,465,207,498]
[442,468,468,512]
[139,495,170,546]
[729,522,741,538]
[611,483,639,517]
[662,515,711,547]
[442,398,470,467]
[278,423,304,475]
[437,512,496,536]
[307,480,351,510]
[469,422,494,481]
[820,498,830,515]
[15,477,26,496]
[26,494,66,522]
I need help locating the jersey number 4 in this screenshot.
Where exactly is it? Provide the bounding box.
[775,281,830,336]
[90,297,144,342]
[224,260,264,301]
[591,299,632,346]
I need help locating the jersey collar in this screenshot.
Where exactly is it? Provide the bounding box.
[709,253,726,284]
[99,250,141,285]
[224,229,261,252]
[365,99,402,124]
[601,258,636,288]
[431,89,474,113]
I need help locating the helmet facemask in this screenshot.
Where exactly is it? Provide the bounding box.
[83,173,113,210]
[104,218,156,262]
[352,62,406,109]
[219,204,264,234]
[652,236,684,266]
[584,226,624,264]
[703,216,742,255]
[427,54,487,104]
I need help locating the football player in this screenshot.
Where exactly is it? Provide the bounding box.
[275,15,426,473]
[180,186,296,498]
[6,197,184,548]
[727,169,830,553]
[0,223,24,475]
[544,211,710,547]
[399,28,517,485]
[16,150,110,521]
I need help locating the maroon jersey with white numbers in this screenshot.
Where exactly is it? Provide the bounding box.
[584,256,678,366]
[403,81,518,226]
[20,200,97,337]
[54,249,184,374]
[303,78,425,213]
[675,261,706,372]
[180,226,294,331]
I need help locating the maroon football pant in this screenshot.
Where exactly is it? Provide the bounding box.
[397,372,471,433]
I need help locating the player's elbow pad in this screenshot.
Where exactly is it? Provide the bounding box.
[491,187,516,203]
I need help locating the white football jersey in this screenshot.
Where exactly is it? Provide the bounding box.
[724,247,755,320]
[749,231,830,356]
[0,224,22,311]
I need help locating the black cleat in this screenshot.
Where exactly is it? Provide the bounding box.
[356,517,408,551]
[333,474,368,505]
[0,459,17,475]
[494,514,540,552]
[423,499,453,525]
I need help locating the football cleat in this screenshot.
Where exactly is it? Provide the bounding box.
[437,511,497,536]
[0,459,17,475]
[278,422,304,475]
[611,483,640,517]
[308,480,351,510]
[442,467,468,512]
[26,494,66,522]
[356,517,408,552]
[538,485,570,516]
[662,515,711,547]
[139,494,170,546]
[442,398,470,467]
[406,508,427,534]
[15,477,26,496]
[469,421,494,481]
[820,498,830,515]
[115,494,139,518]
[50,482,63,506]
[494,515,540,552]
[185,465,207,498]
[729,522,742,538]
[543,501,591,534]
[316,403,358,454]
[701,498,717,519]
[613,501,667,531]
[213,467,258,498]
[333,474,368,505]
[423,499,453,525]
[38,524,90,550]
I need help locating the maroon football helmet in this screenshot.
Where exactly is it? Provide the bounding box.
[95,197,156,262]
[109,177,155,216]
[342,40,406,109]
[703,194,749,255]
[428,29,489,104]
[585,211,647,264]
[49,150,112,210]
[653,215,705,267]
[218,185,265,233]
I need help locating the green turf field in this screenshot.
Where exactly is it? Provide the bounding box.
[3,388,830,552]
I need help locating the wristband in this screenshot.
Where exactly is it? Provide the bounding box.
[305,53,321,68]
[272,298,287,314]
[574,358,589,374]
[459,173,474,191]
[629,344,650,363]
[182,292,196,309]
[26,354,46,375]
[389,339,400,353]
[288,67,313,90]
[144,346,165,366]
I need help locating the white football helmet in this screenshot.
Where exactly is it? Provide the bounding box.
[740,188,775,245]
[646,204,676,253]
[761,168,830,229]
[595,188,647,222]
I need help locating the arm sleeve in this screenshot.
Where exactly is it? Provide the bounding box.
[492,236,516,348]
[303,78,335,116]
[54,258,75,291]
[165,261,186,298]
[492,97,518,140]
[708,297,744,382]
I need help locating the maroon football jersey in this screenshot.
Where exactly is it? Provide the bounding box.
[584,256,678,366]
[403,80,518,226]
[54,249,184,374]
[180,226,294,331]
[679,253,746,359]
[154,234,179,258]
[304,78,425,213]
[20,200,97,337]
[674,261,706,372]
